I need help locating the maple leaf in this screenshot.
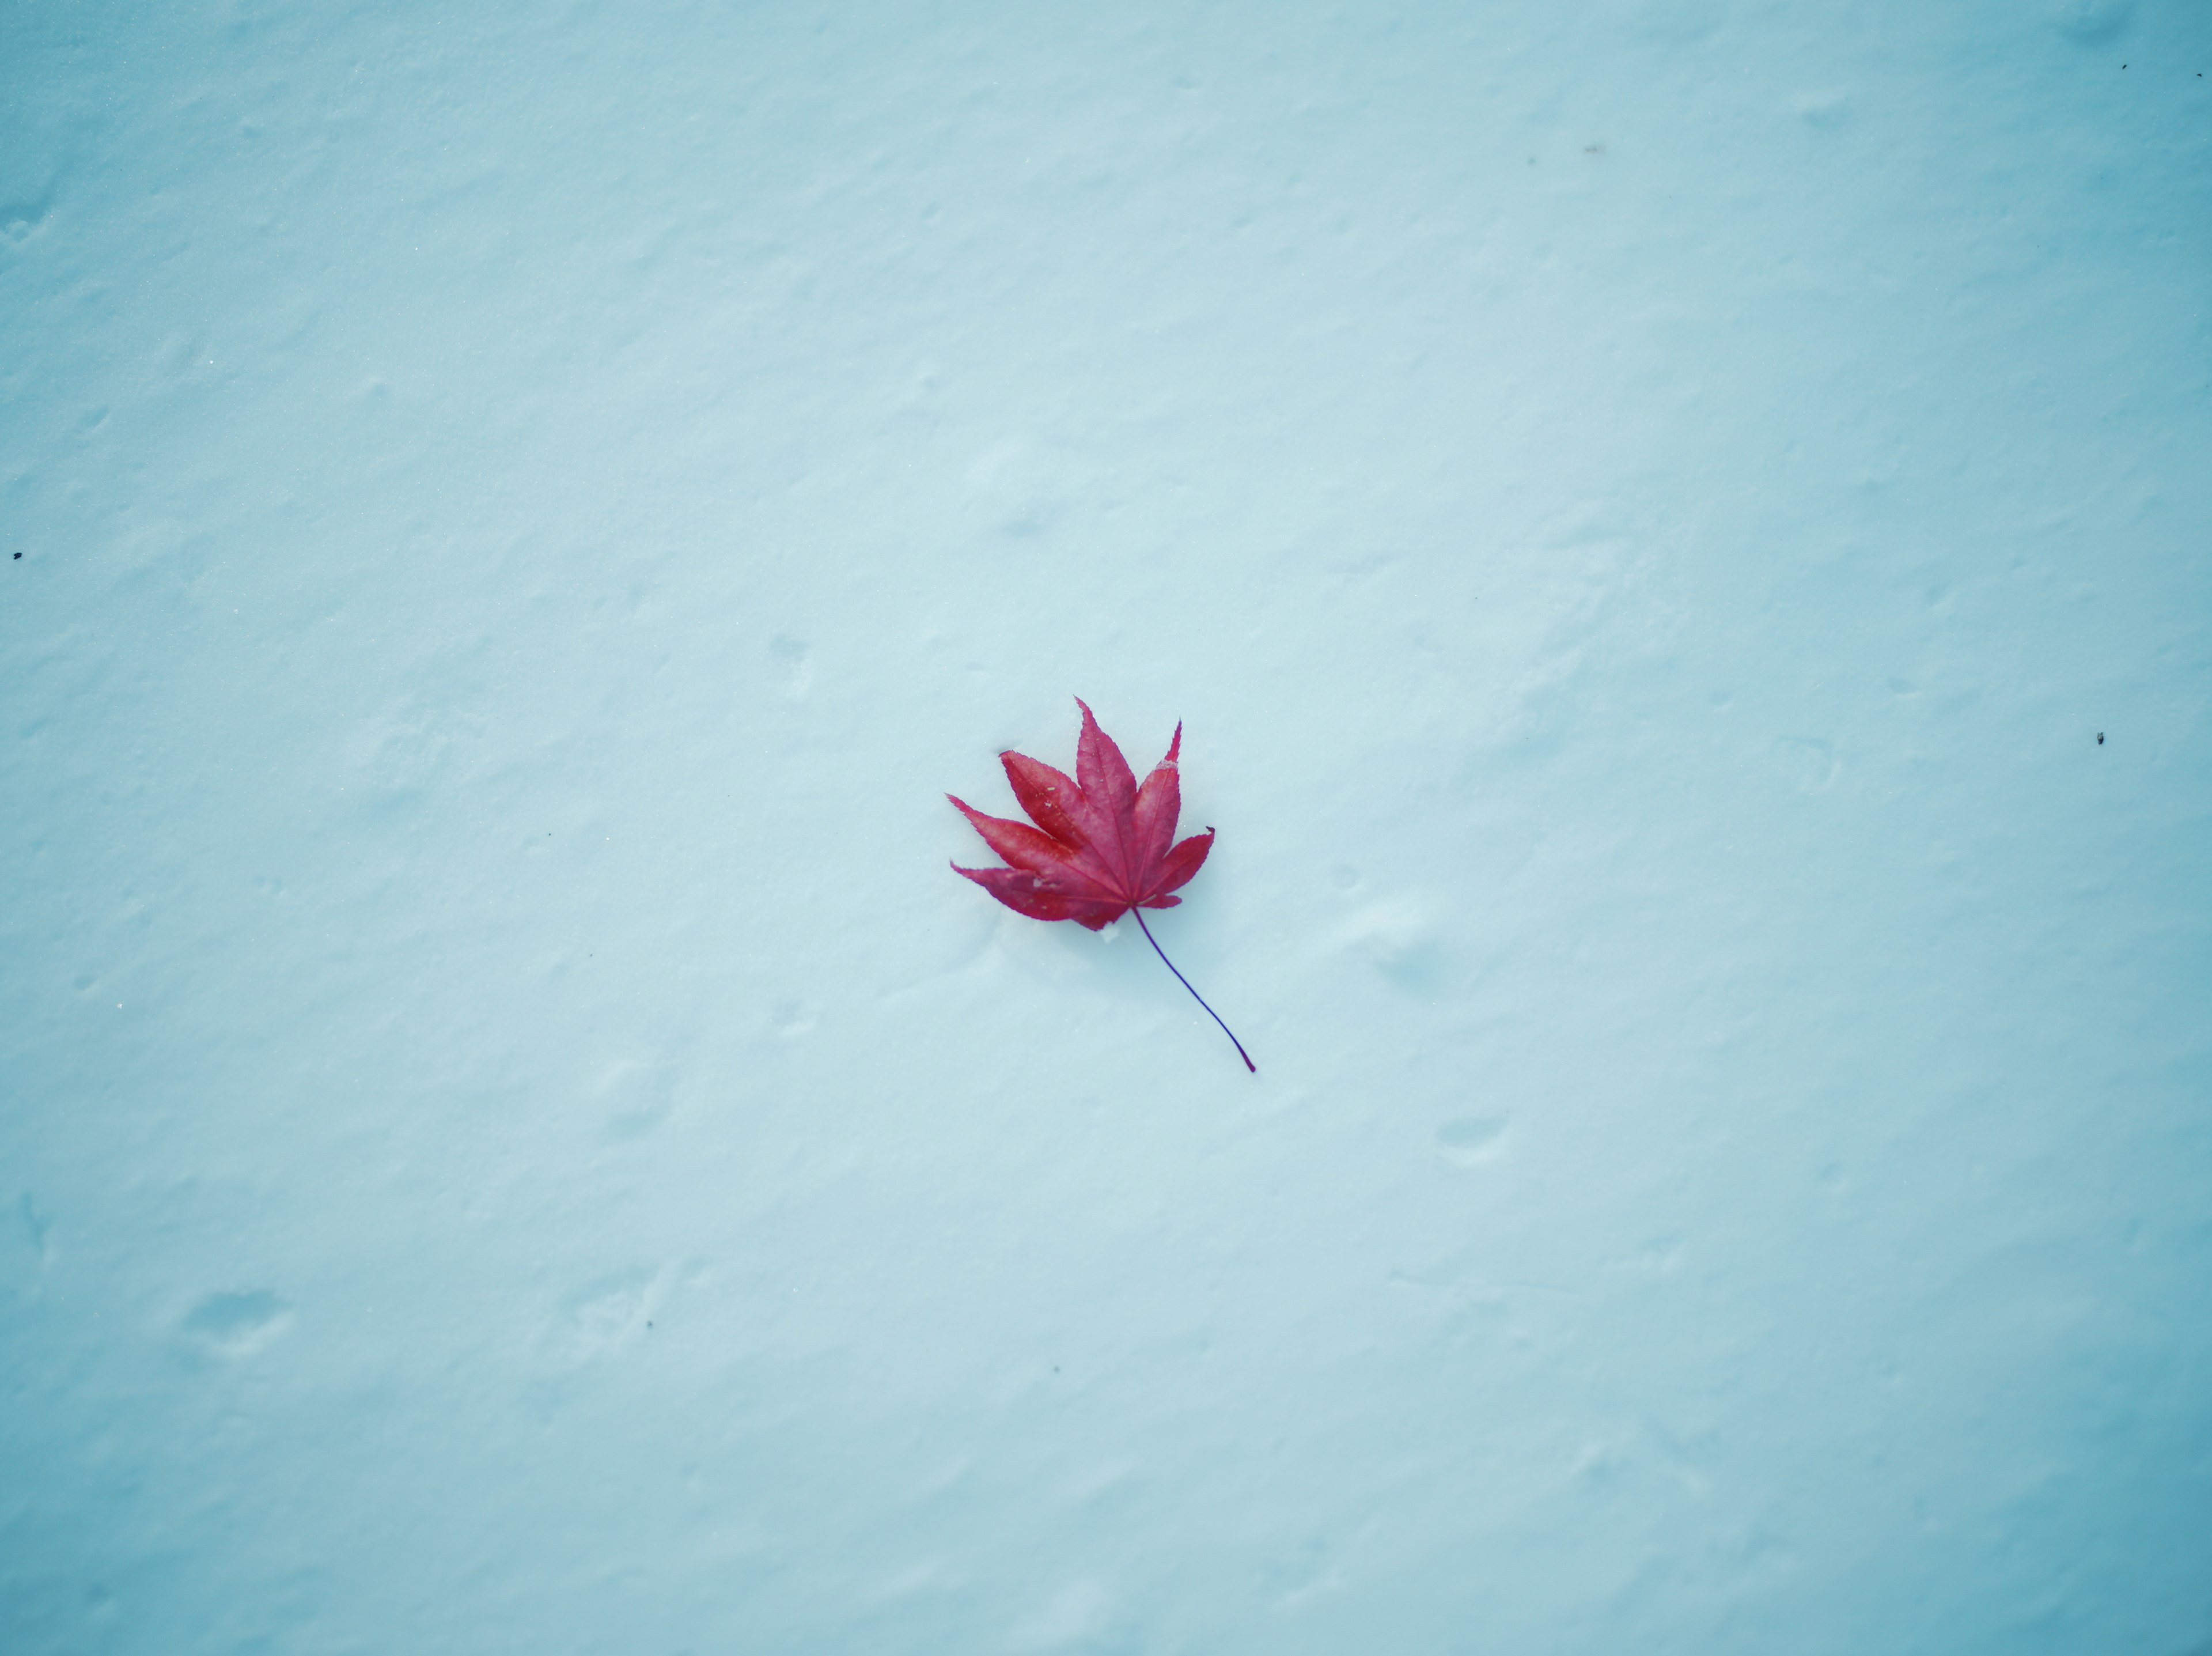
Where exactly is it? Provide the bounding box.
[950,698,1255,1072]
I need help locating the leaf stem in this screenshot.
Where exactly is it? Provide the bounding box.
[1131,909,1257,1073]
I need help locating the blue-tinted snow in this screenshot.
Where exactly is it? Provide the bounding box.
[3,1,2209,1651]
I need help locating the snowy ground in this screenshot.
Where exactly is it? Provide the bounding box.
[4,1,2209,1651]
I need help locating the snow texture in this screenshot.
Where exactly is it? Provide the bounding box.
[4,1,2209,1651]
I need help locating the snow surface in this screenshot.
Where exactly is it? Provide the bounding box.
[4,0,2210,1651]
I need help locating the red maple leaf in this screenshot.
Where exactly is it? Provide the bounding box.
[949,698,1255,1072]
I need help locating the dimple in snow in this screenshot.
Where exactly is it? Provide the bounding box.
[949,698,1255,1072]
